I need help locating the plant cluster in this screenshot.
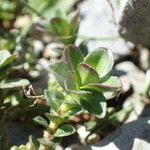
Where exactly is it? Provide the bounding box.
[0,0,127,150]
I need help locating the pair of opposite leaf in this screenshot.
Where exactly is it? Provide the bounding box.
[50,11,79,45]
[49,45,122,118]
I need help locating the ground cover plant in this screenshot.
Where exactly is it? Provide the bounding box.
[0,0,150,150]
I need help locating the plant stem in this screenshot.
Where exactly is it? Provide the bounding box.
[0,110,9,150]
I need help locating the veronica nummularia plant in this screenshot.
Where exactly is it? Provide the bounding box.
[11,45,121,149]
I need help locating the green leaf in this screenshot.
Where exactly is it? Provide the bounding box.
[77,92,107,118]
[77,62,99,85]
[33,116,48,128]
[57,35,77,45]
[84,47,114,79]
[64,74,77,91]
[45,113,65,125]
[0,79,30,89]
[61,104,83,117]
[68,11,79,35]
[50,17,69,36]
[80,76,122,92]
[53,124,76,137]
[49,61,69,89]
[38,138,56,148]
[63,45,84,86]
[0,50,16,68]
[44,90,62,112]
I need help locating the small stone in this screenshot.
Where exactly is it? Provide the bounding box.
[116,61,145,93]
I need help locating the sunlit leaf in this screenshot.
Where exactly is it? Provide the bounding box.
[33,116,48,128]
[53,124,75,137]
[84,47,114,79]
[77,62,99,85]
[0,50,16,68]
[0,79,30,89]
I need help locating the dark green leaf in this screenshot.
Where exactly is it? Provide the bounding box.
[77,92,107,118]
[50,17,69,36]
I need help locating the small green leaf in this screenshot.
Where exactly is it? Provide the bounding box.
[84,47,114,79]
[45,113,65,124]
[68,11,79,35]
[44,90,62,112]
[53,124,76,137]
[80,76,122,92]
[49,61,69,89]
[58,35,77,45]
[61,104,83,117]
[63,45,84,86]
[50,17,69,36]
[0,50,16,68]
[33,116,48,128]
[0,79,30,89]
[77,62,99,85]
[77,92,107,118]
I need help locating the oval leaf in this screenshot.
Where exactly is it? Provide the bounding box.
[33,116,48,128]
[49,61,69,89]
[50,17,69,36]
[77,62,99,85]
[80,76,122,92]
[0,79,30,89]
[84,47,114,79]
[53,124,75,137]
[77,92,107,118]
[63,45,84,86]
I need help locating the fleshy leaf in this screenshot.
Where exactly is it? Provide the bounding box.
[63,45,84,86]
[45,113,65,125]
[53,124,75,137]
[44,90,62,112]
[0,50,16,68]
[77,92,107,118]
[33,116,48,128]
[84,47,114,79]
[77,62,99,85]
[80,76,122,92]
[49,61,69,89]
[50,17,69,36]
[0,79,30,89]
